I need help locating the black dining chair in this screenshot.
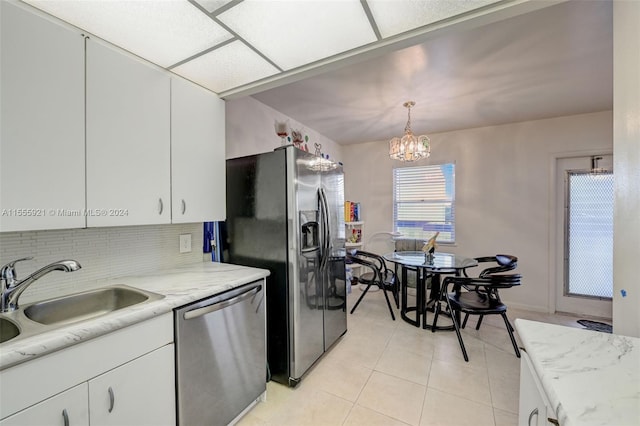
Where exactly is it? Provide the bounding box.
[462,254,518,330]
[439,274,522,362]
[347,250,397,320]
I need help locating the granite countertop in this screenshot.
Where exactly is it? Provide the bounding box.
[515,319,640,426]
[0,262,270,371]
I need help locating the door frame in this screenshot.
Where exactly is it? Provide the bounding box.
[547,150,613,317]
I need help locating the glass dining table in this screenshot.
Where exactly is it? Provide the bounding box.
[383,251,478,330]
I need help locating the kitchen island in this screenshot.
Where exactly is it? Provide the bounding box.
[515,319,639,426]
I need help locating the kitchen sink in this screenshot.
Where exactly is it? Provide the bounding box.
[0,317,20,344]
[23,285,164,326]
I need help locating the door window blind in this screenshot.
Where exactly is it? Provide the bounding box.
[393,163,455,243]
[565,171,613,298]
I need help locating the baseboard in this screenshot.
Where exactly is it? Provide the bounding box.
[503,300,552,313]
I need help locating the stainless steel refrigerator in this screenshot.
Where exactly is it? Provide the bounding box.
[225,146,347,387]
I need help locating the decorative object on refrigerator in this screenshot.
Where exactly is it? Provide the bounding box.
[274,119,289,146]
[291,128,303,147]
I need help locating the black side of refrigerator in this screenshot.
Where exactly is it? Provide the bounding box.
[225,152,290,384]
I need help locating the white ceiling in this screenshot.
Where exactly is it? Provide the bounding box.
[252,0,613,144]
[22,0,612,146]
[25,0,503,93]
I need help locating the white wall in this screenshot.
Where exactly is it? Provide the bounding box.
[225,96,344,162]
[0,224,204,304]
[342,111,613,313]
[613,0,640,337]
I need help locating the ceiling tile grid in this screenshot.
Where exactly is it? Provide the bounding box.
[172,39,281,94]
[26,0,233,68]
[22,0,506,95]
[216,0,378,71]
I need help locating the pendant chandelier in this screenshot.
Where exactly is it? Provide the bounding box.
[389,101,430,162]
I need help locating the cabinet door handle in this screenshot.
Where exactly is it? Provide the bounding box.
[181,199,186,215]
[528,408,538,426]
[62,408,69,426]
[547,418,560,426]
[158,198,164,215]
[108,386,115,413]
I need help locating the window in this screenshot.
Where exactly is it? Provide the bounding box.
[565,171,613,299]
[393,164,455,243]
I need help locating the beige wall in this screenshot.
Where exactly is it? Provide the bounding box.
[225,96,344,162]
[342,111,613,313]
[613,0,640,337]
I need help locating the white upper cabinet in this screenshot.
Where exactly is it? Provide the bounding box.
[2,3,227,232]
[0,1,85,232]
[86,38,171,227]
[171,77,226,223]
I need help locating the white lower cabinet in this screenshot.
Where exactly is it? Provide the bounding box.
[0,346,173,426]
[88,345,175,426]
[519,351,557,426]
[0,314,174,426]
[0,383,89,426]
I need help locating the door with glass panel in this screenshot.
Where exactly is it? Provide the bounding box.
[555,155,613,318]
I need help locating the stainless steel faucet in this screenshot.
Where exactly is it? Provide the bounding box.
[0,257,81,313]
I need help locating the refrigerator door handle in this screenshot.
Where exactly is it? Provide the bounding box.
[318,188,330,271]
[321,188,332,268]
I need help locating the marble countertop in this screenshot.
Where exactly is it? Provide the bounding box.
[0,262,270,371]
[515,319,640,426]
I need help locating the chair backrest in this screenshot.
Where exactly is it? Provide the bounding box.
[445,273,522,292]
[347,252,382,282]
[475,254,518,277]
[394,239,422,252]
[483,273,521,289]
[352,250,387,272]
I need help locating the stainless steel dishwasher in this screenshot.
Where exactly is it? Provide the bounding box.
[174,280,266,426]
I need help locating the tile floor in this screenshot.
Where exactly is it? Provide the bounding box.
[237,287,590,426]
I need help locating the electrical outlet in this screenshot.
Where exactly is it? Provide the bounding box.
[179,234,192,253]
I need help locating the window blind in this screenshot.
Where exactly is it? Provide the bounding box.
[393,163,455,243]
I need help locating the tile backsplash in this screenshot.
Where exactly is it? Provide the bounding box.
[0,223,205,304]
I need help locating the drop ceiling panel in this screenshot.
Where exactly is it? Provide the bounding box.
[368,0,501,38]
[25,0,233,68]
[252,0,613,145]
[193,0,235,14]
[217,0,378,70]
[172,40,280,93]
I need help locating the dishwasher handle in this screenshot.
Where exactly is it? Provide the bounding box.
[183,284,262,320]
